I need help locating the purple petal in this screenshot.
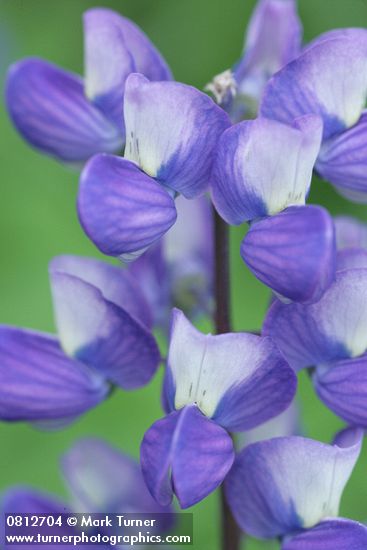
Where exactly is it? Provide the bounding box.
[337,248,367,270]
[124,73,230,198]
[335,215,367,249]
[241,205,336,304]
[225,429,362,539]
[283,519,367,550]
[62,438,172,517]
[235,0,302,101]
[6,59,122,163]
[0,327,108,421]
[211,116,322,224]
[316,111,367,202]
[140,405,234,509]
[49,268,160,390]
[78,154,177,258]
[263,269,367,370]
[129,195,214,329]
[314,354,367,427]
[83,8,171,130]
[164,309,296,431]
[2,488,72,550]
[127,243,170,329]
[164,194,214,318]
[2,487,68,514]
[260,35,367,140]
[240,398,300,447]
[50,255,152,329]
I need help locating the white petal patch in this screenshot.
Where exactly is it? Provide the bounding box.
[168,309,272,418]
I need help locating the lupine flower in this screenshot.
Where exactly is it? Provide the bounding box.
[2,438,173,549]
[211,114,336,303]
[226,428,365,549]
[5,8,171,165]
[263,266,367,427]
[78,73,230,261]
[207,0,302,119]
[140,309,296,509]
[0,256,160,422]
[128,195,214,329]
[260,30,367,202]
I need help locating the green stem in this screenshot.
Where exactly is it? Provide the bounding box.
[213,209,242,550]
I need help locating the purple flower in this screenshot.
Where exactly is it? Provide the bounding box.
[140,309,296,509]
[260,30,367,202]
[207,0,302,118]
[0,255,160,422]
[5,8,171,165]
[78,73,230,260]
[226,427,366,548]
[211,114,336,303]
[128,195,214,329]
[264,265,367,427]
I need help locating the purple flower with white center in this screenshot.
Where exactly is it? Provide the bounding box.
[78,73,230,261]
[263,267,367,427]
[211,114,336,303]
[260,30,367,202]
[207,0,302,119]
[0,255,160,422]
[140,308,297,509]
[5,8,171,165]
[128,195,214,329]
[226,428,365,547]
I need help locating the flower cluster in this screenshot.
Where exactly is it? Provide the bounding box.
[3,1,367,548]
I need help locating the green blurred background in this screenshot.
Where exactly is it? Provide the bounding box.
[0,0,367,548]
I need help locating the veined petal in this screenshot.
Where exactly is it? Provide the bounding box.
[211,116,322,224]
[62,438,172,516]
[78,154,177,258]
[0,327,108,421]
[316,112,367,202]
[314,354,367,427]
[305,28,367,51]
[164,309,296,431]
[225,429,362,539]
[140,405,234,508]
[335,215,367,249]
[241,205,336,304]
[124,73,230,198]
[260,35,367,140]
[50,255,152,329]
[263,269,367,371]
[49,270,160,390]
[235,0,302,100]
[283,519,367,550]
[83,8,171,130]
[6,59,122,163]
